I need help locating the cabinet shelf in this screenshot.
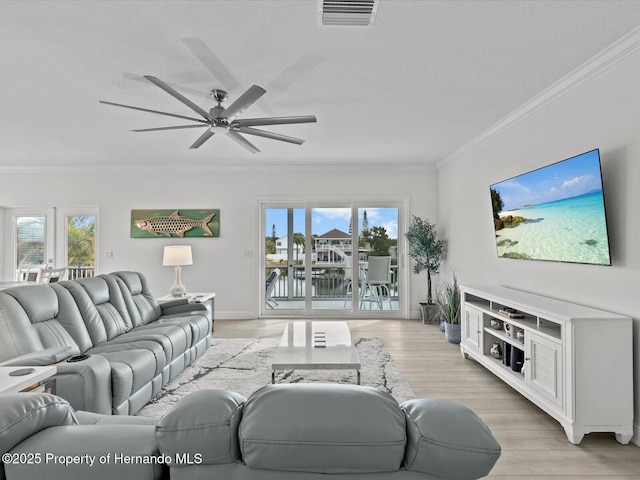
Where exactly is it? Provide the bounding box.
[483,354,525,383]
[461,284,633,445]
[483,326,524,348]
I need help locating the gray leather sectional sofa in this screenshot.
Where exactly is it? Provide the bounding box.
[0,271,212,415]
[0,384,501,480]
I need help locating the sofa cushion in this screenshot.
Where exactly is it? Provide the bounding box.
[5,285,91,356]
[402,398,501,480]
[0,293,45,362]
[76,276,134,339]
[112,271,161,326]
[59,280,110,346]
[238,384,406,474]
[6,285,58,323]
[156,389,245,466]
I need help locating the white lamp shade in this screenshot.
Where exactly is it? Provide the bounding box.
[162,246,193,266]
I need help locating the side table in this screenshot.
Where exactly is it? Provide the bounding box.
[0,366,57,394]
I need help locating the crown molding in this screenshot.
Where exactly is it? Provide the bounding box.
[436,25,640,169]
[0,162,436,174]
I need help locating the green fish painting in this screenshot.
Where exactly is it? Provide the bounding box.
[131,210,219,238]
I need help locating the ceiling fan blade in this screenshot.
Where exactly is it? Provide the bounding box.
[233,115,317,127]
[99,100,207,123]
[181,37,241,91]
[237,127,305,145]
[189,129,215,149]
[222,85,266,121]
[144,75,212,121]
[131,125,208,132]
[226,131,260,154]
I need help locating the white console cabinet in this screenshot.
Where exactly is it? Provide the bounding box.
[460,285,633,444]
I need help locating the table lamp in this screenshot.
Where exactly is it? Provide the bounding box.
[162,245,193,297]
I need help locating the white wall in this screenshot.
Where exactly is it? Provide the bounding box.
[0,168,438,318]
[438,48,640,443]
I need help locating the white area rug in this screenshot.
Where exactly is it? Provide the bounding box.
[140,337,415,417]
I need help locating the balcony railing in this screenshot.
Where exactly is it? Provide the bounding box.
[67,266,95,280]
[265,263,398,301]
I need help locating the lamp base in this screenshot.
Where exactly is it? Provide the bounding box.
[169,265,187,297]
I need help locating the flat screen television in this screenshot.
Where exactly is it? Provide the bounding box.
[490,149,611,265]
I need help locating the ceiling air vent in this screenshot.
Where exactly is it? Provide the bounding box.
[320,0,379,27]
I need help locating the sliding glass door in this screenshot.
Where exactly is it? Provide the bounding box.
[261,201,405,317]
[264,207,305,311]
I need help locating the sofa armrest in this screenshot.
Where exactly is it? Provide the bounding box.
[160,301,208,316]
[0,346,74,367]
[0,393,77,457]
[53,354,113,415]
[156,389,245,466]
[401,398,501,480]
[5,424,165,480]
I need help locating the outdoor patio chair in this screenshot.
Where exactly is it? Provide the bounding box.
[266,268,280,309]
[360,256,392,310]
[343,257,366,307]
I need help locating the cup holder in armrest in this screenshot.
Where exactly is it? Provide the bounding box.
[67,354,91,363]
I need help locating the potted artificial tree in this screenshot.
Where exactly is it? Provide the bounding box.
[405,215,446,324]
[436,272,461,344]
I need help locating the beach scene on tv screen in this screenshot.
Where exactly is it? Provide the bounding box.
[490,150,611,265]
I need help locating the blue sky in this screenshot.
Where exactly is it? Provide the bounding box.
[266,207,399,239]
[491,149,604,211]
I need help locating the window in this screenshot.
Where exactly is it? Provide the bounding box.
[3,207,98,281]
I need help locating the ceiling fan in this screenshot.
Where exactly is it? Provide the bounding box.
[99,75,317,153]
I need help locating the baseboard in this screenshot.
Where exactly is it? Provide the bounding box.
[215,310,257,320]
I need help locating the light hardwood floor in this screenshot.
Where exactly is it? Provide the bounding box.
[215,318,640,479]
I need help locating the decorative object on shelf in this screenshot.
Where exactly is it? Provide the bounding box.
[405,216,446,324]
[502,343,512,366]
[490,319,503,330]
[131,209,219,238]
[163,245,193,297]
[510,346,524,372]
[435,272,460,344]
[516,329,525,342]
[504,323,512,337]
[498,307,524,318]
[490,342,503,359]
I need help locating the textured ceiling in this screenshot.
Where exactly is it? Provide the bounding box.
[2,0,640,171]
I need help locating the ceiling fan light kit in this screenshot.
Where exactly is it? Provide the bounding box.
[100,75,316,153]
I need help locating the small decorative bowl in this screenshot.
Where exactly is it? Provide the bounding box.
[490,319,503,330]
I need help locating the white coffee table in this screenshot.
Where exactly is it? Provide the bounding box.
[271,321,361,384]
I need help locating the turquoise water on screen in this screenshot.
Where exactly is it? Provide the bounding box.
[495,190,610,265]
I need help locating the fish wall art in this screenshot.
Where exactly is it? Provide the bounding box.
[131,209,220,238]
